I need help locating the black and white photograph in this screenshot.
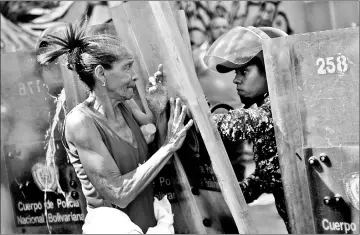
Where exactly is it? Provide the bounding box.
[1,1,359,234]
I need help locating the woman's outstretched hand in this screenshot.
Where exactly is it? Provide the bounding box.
[164,97,193,152]
[145,64,168,116]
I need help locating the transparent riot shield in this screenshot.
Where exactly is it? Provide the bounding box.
[263,26,359,234]
[1,50,87,234]
[110,2,256,234]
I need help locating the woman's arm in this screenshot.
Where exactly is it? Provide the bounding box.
[126,98,154,125]
[66,98,192,208]
[129,64,169,145]
[66,112,171,208]
[126,64,169,134]
[126,98,167,145]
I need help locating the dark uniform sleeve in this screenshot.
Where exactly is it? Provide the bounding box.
[212,102,278,203]
[212,105,272,142]
[239,172,267,203]
[239,153,281,203]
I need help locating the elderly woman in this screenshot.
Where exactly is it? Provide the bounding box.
[37,20,193,233]
[204,26,291,233]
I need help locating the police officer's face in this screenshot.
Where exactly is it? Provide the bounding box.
[233,63,268,99]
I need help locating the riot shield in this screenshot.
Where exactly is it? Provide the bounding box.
[110,2,256,234]
[1,50,87,234]
[263,26,359,234]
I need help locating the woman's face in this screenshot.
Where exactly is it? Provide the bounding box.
[105,58,138,101]
[233,63,268,99]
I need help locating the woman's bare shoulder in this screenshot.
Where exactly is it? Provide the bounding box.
[65,107,98,144]
[66,107,87,127]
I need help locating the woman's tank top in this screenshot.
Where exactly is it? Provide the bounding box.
[61,100,157,232]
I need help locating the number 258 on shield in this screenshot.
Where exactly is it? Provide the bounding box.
[316,54,349,75]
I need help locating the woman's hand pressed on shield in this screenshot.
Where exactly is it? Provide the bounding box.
[164,97,194,152]
[145,64,168,116]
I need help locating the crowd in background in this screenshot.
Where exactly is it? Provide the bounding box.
[2,1,358,54]
[176,1,293,50]
[0,1,295,54]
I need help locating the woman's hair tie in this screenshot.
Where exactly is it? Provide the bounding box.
[66,62,74,71]
[67,46,83,71]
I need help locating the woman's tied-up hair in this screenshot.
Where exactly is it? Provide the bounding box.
[37,18,133,91]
